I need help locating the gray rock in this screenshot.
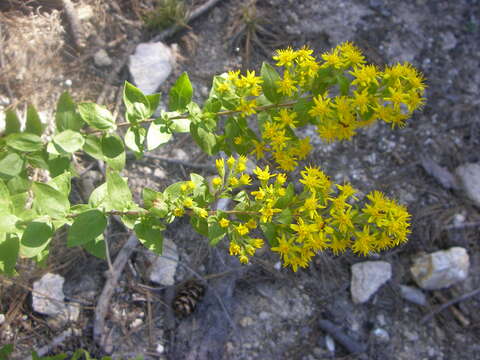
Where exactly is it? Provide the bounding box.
[455,163,480,207]
[93,49,112,67]
[440,31,457,51]
[32,273,67,316]
[372,328,390,343]
[351,261,392,304]
[32,273,80,323]
[410,247,469,290]
[146,237,178,286]
[399,285,427,306]
[128,42,174,94]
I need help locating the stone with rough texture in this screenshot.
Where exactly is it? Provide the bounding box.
[399,285,427,306]
[94,49,112,67]
[351,261,392,304]
[455,163,480,208]
[128,42,174,95]
[147,237,178,285]
[410,247,469,290]
[32,273,80,322]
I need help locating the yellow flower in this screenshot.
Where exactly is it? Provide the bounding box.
[276,71,297,97]
[180,183,188,192]
[227,156,236,168]
[217,82,231,93]
[197,208,208,218]
[173,208,184,217]
[276,173,287,185]
[273,47,298,67]
[246,219,257,229]
[237,155,248,172]
[219,218,230,228]
[239,254,249,264]
[183,198,194,208]
[251,238,264,248]
[259,205,282,223]
[236,98,257,116]
[352,226,376,256]
[212,176,223,187]
[251,140,268,159]
[229,241,241,255]
[229,177,239,186]
[338,41,366,67]
[352,88,371,113]
[273,109,298,128]
[216,158,225,174]
[251,188,266,200]
[350,64,380,87]
[228,70,240,81]
[271,233,293,260]
[321,48,343,69]
[234,136,243,145]
[235,224,250,236]
[309,94,332,119]
[239,173,252,185]
[253,166,275,181]
[186,181,195,190]
[294,137,312,160]
[273,151,298,172]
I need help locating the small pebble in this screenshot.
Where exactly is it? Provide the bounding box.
[325,335,335,353]
[372,328,390,343]
[130,318,143,329]
[156,344,165,354]
[0,313,5,325]
[399,285,427,306]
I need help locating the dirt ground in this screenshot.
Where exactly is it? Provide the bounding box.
[1,0,480,359]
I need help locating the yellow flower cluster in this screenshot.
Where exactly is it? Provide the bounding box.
[211,158,411,271]
[213,42,425,174]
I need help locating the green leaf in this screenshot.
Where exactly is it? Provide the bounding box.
[275,183,295,208]
[260,223,277,245]
[5,109,21,135]
[190,215,208,237]
[55,92,84,131]
[311,68,334,95]
[48,171,71,196]
[134,218,164,255]
[0,153,24,178]
[190,122,217,155]
[208,217,227,246]
[170,118,191,133]
[6,133,43,152]
[337,74,351,96]
[7,177,31,195]
[124,126,146,154]
[83,235,106,259]
[67,209,107,247]
[27,151,49,170]
[48,156,71,177]
[106,170,132,210]
[169,72,193,112]
[0,344,14,358]
[77,103,116,131]
[20,220,53,258]
[146,93,161,117]
[32,182,69,218]
[0,235,19,276]
[53,130,85,153]
[261,62,282,103]
[147,121,172,151]
[26,104,44,135]
[123,81,151,120]
[0,179,11,212]
[0,214,19,233]
[101,133,125,171]
[276,208,293,225]
[83,134,104,160]
[89,182,108,208]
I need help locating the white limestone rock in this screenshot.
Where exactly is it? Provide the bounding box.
[410,247,469,290]
[351,261,392,304]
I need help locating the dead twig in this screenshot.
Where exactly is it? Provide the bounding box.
[93,233,140,351]
[27,329,73,359]
[0,22,14,100]
[318,319,367,354]
[421,287,480,325]
[61,0,84,51]
[433,291,470,327]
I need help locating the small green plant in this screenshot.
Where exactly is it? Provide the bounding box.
[0,42,425,278]
[144,0,188,30]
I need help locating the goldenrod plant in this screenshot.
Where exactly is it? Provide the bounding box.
[0,43,425,276]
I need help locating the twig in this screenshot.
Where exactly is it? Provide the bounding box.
[318,319,367,354]
[433,291,470,327]
[27,329,73,359]
[150,0,225,43]
[0,22,14,100]
[61,0,84,51]
[444,221,480,230]
[93,233,140,351]
[142,153,216,172]
[421,287,480,325]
